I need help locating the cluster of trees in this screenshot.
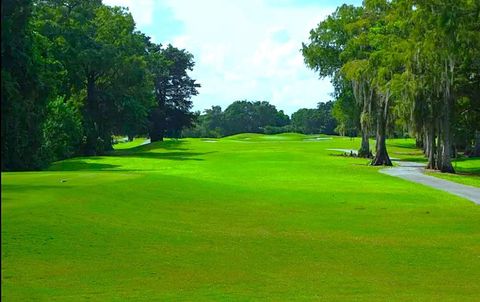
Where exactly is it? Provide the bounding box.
[184,100,339,137]
[1,0,199,170]
[303,0,480,172]
[292,101,337,135]
[184,101,290,137]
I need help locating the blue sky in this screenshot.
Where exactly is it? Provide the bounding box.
[103,0,362,115]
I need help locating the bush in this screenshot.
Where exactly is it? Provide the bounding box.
[42,97,83,161]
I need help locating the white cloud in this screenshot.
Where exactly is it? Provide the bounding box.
[105,0,337,114]
[103,0,155,27]
[170,35,191,49]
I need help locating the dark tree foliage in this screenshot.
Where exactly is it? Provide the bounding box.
[203,106,225,137]
[291,102,337,135]
[182,106,224,138]
[148,44,200,141]
[35,1,155,155]
[317,101,337,135]
[1,0,51,170]
[185,99,345,138]
[291,109,320,134]
[303,0,480,171]
[331,78,359,137]
[42,97,83,161]
[184,101,292,137]
[223,101,260,135]
[1,0,199,170]
[223,101,288,135]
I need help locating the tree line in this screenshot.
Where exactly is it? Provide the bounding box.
[1,0,199,170]
[302,0,480,172]
[3,0,478,174]
[184,100,339,138]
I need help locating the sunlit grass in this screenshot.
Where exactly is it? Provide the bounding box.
[2,134,479,301]
[112,137,148,150]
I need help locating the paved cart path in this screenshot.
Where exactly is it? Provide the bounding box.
[379,161,480,205]
[327,149,480,204]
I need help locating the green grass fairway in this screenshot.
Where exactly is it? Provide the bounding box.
[2,134,480,301]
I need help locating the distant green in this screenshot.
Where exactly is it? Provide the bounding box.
[2,134,480,301]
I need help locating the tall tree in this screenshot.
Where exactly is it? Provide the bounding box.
[35,1,153,155]
[291,102,336,135]
[332,78,359,137]
[222,100,288,135]
[148,44,200,141]
[203,105,225,137]
[1,0,51,170]
[302,4,372,157]
[402,0,480,172]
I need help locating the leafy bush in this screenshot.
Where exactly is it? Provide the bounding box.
[42,97,83,161]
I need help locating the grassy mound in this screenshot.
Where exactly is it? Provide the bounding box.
[224,132,312,141]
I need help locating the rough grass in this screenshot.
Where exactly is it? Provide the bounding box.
[2,134,480,301]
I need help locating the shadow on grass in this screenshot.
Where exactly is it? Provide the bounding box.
[452,171,480,177]
[2,183,72,193]
[450,156,480,174]
[115,140,188,154]
[47,150,216,172]
[454,166,480,174]
[397,157,428,163]
[45,140,216,172]
[112,139,216,161]
[113,151,216,161]
[387,141,418,149]
[48,161,122,171]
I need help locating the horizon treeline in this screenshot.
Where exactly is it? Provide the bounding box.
[1,0,199,171]
[184,100,340,138]
[3,0,479,174]
[302,0,480,172]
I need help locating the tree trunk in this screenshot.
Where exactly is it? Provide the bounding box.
[424,130,430,157]
[358,105,371,158]
[84,75,98,156]
[416,133,423,149]
[472,130,480,157]
[150,133,164,142]
[426,123,436,169]
[371,101,392,166]
[149,127,164,142]
[358,129,371,158]
[435,117,443,170]
[438,96,455,173]
[149,107,165,142]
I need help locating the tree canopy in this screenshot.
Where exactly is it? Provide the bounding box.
[3,0,479,174]
[184,100,342,138]
[303,0,480,172]
[1,0,200,170]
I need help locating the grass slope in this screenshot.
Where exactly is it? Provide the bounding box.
[2,135,480,301]
[112,138,148,150]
